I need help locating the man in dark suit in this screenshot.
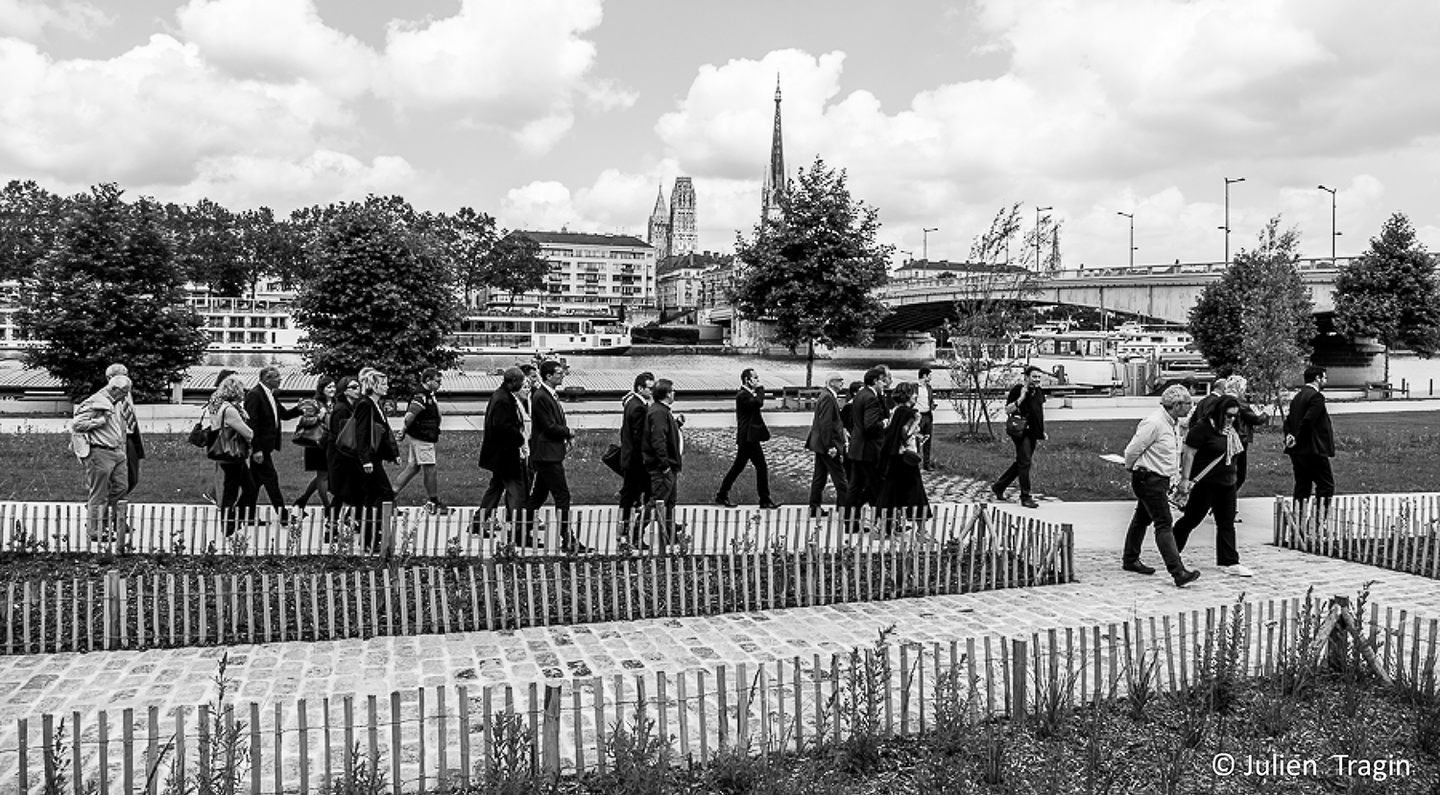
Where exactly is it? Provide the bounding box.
[244,366,303,526]
[805,371,849,517]
[617,371,655,542]
[715,367,777,509]
[843,366,887,532]
[643,378,684,546]
[522,360,589,552]
[474,367,529,539]
[1284,365,1335,518]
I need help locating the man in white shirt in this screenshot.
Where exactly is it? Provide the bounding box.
[71,375,132,542]
[916,367,936,470]
[1121,384,1201,587]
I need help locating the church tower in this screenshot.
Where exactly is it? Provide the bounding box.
[760,76,786,224]
[668,177,697,257]
[647,184,671,259]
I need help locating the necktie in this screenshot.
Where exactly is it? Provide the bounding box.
[119,398,138,435]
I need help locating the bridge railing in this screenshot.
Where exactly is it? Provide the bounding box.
[882,256,1354,295]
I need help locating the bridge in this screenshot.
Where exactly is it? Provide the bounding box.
[875,257,1349,331]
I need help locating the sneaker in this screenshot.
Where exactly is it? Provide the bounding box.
[1173,569,1202,588]
[1122,561,1157,576]
[1219,564,1255,577]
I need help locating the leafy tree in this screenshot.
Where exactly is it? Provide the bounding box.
[730,156,893,385]
[290,197,462,395]
[18,184,208,401]
[1190,217,1316,393]
[167,198,248,295]
[238,207,308,291]
[0,180,66,281]
[436,207,498,306]
[1333,212,1440,359]
[480,232,549,306]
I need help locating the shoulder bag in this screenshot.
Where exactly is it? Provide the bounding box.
[1004,412,1028,439]
[292,403,326,447]
[206,405,250,463]
[334,413,361,457]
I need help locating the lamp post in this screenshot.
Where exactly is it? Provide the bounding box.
[922,227,938,263]
[1116,211,1135,269]
[1035,206,1052,270]
[1317,185,1340,263]
[1221,177,1244,263]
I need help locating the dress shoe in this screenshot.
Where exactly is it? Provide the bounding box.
[1020,498,1040,509]
[808,506,831,518]
[759,501,781,510]
[714,495,738,508]
[1173,569,1202,588]
[990,485,1008,501]
[1122,561,1157,576]
[562,540,593,554]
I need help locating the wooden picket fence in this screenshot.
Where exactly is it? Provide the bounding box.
[9,592,1437,793]
[1,503,1073,655]
[1274,493,1440,579]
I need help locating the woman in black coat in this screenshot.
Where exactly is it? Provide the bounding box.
[326,376,364,538]
[875,382,930,536]
[351,367,400,552]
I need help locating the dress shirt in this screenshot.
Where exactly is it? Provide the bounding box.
[78,393,127,450]
[260,383,279,425]
[917,383,933,414]
[1124,407,1182,478]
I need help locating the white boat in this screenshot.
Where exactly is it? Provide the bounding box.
[1114,322,1208,372]
[449,311,631,355]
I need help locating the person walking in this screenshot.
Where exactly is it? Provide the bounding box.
[874,382,930,537]
[805,372,849,517]
[642,378,685,549]
[844,367,888,532]
[326,376,363,539]
[523,360,590,553]
[105,363,145,495]
[617,372,656,540]
[1226,375,1267,520]
[992,366,1046,508]
[715,368,778,509]
[474,367,531,540]
[351,368,400,552]
[915,366,937,470]
[207,374,258,538]
[392,368,449,514]
[1174,394,1251,577]
[1120,385,1202,587]
[244,365,303,527]
[293,375,335,520]
[70,375,133,541]
[1284,365,1335,523]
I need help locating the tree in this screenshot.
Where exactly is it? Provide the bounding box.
[0,180,66,282]
[730,156,893,385]
[237,207,308,291]
[943,204,1046,437]
[478,232,549,306]
[290,197,463,395]
[436,207,498,306]
[1190,217,1316,405]
[17,184,208,401]
[167,198,248,295]
[1333,212,1440,360]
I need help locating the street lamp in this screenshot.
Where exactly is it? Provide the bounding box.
[1221,177,1245,263]
[1116,211,1135,269]
[922,227,938,263]
[1317,185,1340,263]
[1035,206,1052,269]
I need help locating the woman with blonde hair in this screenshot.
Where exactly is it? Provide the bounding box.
[350,367,399,552]
[210,374,257,536]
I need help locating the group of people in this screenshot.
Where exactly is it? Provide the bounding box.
[1120,366,1333,587]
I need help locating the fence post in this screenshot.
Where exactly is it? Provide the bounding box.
[1009,638,1027,722]
[381,502,396,557]
[103,570,121,650]
[542,685,562,779]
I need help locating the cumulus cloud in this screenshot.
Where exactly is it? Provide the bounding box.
[0,0,110,41]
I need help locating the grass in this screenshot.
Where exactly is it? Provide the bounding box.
[5,410,1440,506]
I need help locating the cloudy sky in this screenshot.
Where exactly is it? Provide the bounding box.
[3,0,1438,269]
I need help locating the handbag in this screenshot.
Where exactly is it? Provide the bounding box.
[601,443,624,476]
[1004,412,1028,439]
[335,414,361,457]
[292,411,325,447]
[206,427,249,463]
[186,408,211,448]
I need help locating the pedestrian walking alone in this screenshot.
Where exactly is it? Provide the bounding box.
[992,366,1046,508]
[1284,365,1335,524]
[715,368,777,509]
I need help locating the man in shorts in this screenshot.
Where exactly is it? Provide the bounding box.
[393,368,449,514]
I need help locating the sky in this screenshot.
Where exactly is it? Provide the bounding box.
[3,0,1439,270]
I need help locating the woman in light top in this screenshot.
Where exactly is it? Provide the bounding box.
[210,374,256,536]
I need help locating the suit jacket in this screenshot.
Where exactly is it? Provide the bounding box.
[642,401,683,473]
[478,387,526,477]
[244,384,302,452]
[529,385,573,462]
[121,395,145,460]
[805,388,845,455]
[351,396,399,465]
[734,386,771,445]
[846,386,886,462]
[618,392,649,470]
[1284,385,1334,457]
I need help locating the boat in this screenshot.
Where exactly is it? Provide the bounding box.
[1114,322,1208,373]
[448,310,631,355]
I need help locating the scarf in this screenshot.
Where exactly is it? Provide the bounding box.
[1223,423,1244,465]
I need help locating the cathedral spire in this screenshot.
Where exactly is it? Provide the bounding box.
[760,74,785,224]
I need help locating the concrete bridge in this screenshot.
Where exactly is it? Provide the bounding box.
[876,257,1349,331]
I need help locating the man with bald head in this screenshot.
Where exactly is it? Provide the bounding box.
[71,375,133,541]
[805,372,849,517]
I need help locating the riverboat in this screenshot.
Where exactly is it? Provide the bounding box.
[449,311,631,356]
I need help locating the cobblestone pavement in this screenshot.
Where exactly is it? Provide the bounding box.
[684,428,1057,504]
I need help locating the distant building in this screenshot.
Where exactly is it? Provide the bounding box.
[760,76,785,224]
[499,231,657,311]
[645,177,698,260]
[657,267,703,312]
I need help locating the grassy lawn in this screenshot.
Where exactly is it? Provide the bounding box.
[4,410,1438,505]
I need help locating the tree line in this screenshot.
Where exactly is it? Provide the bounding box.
[1,180,551,400]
